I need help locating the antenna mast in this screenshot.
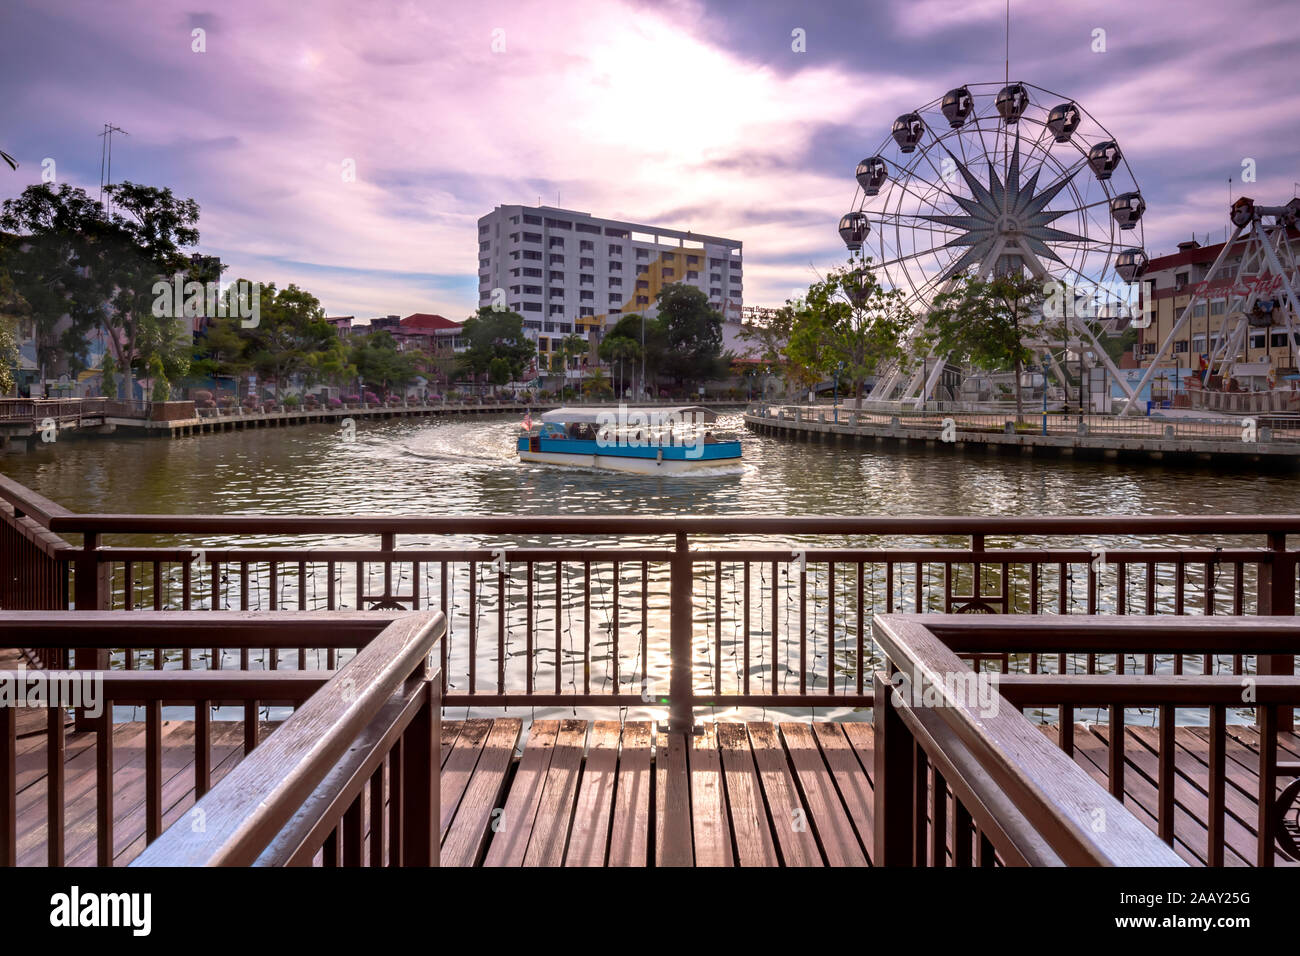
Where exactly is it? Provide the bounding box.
[98,123,128,216]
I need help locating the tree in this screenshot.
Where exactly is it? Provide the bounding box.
[456,307,533,389]
[785,262,911,402]
[737,306,794,392]
[97,182,202,393]
[0,184,114,378]
[582,367,612,399]
[922,271,1045,422]
[243,283,340,398]
[598,333,641,397]
[351,330,418,394]
[654,283,726,389]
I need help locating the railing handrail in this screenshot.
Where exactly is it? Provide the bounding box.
[131,611,444,866]
[0,609,432,648]
[41,512,1300,536]
[0,474,73,531]
[907,613,1300,654]
[872,613,1187,866]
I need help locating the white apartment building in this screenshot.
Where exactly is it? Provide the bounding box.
[476,205,743,369]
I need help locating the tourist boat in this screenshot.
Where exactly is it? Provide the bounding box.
[517,406,742,474]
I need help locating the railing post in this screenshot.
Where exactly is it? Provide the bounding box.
[1257,532,1295,731]
[669,531,694,734]
[73,532,110,731]
[873,671,915,865]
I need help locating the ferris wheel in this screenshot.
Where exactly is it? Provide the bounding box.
[838,81,1149,405]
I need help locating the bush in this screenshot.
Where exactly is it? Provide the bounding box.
[341,394,360,404]
[363,391,380,406]
[284,395,300,407]
[328,397,343,409]
[192,389,213,403]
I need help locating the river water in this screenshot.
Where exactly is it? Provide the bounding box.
[1,410,1293,723]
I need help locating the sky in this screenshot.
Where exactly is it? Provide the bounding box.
[2,0,1298,321]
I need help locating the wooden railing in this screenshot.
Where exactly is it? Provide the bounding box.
[1,611,444,867]
[871,614,1300,867]
[0,474,1297,733]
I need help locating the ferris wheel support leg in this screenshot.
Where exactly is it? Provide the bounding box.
[1119,222,1249,416]
[1069,313,1138,411]
[1257,227,1300,371]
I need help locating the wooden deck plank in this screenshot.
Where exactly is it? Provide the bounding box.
[482,720,558,867]
[716,722,778,866]
[780,722,867,866]
[747,722,821,866]
[440,719,464,768]
[564,720,620,867]
[812,722,875,864]
[441,718,522,867]
[1067,724,1229,866]
[655,732,693,867]
[1122,725,1259,864]
[438,719,491,838]
[688,727,733,867]
[523,719,587,867]
[608,721,652,867]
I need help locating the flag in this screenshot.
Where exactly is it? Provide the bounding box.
[522,411,532,432]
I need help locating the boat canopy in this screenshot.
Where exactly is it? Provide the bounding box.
[538,406,718,425]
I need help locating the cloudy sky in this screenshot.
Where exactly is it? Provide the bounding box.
[2,0,1297,320]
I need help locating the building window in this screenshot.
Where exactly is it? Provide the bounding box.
[608,244,622,255]
[523,268,542,277]
[523,250,541,260]
[636,279,649,290]
[524,214,542,225]
[687,255,699,265]
[636,295,649,305]
[636,249,649,260]
[580,240,594,252]
[609,294,621,304]
[550,305,564,315]
[545,218,572,230]
[1210,300,1226,316]
[479,241,490,252]
[550,255,564,265]
[1192,335,1206,352]
[576,223,600,234]
[550,288,564,298]
[580,291,594,301]
[480,224,491,234]
[636,265,648,275]
[710,258,723,268]
[710,273,722,283]
[549,271,564,282]
[550,237,565,248]
[687,271,699,280]
[1272,332,1291,349]
[1142,342,1157,354]
[662,268,675,279]
[1193,303,1206,318]
[609,277,622,288]
[580,307,595,317]
[522,302,542,312]
[710,288,722,297]
[1174,340,1188,353]
[608,261,622,272]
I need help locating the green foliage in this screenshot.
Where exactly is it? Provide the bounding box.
[148,354,170,401]
[350,329,418,392]
[243,283,341,397]
[654,283,726,387]
[921,271,1045,420]
[457,307,534,385]
[784,261,911,398]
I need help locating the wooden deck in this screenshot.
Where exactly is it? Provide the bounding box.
[9,712,1298,866]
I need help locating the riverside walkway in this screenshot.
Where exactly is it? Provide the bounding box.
[746,403,1300,467]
